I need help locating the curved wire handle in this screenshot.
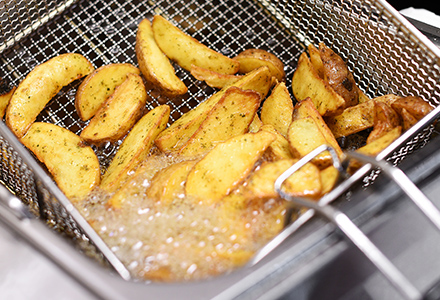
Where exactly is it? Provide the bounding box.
[250,145,430,300]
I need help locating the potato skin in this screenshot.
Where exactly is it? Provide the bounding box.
[6,53,94,138]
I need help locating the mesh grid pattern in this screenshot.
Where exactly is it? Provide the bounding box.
[0,0,440,278]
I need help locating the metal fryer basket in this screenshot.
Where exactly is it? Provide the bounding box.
[1,0,440,295]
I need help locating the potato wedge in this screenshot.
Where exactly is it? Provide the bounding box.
[308,44,324,79]
[325,94,401,138]
[391,96,434,121]
[249,114,263,133]
[155,66,272,152]
[399,108,419,131]
[6,53,94,138]
[178,87,261,157]
[347,126,402,174]
[80,73,147,145]
[75,63,140,121]
[287,117,333,169]
[21,122,100,200]
[366,102,401,144]
[260,81,294,137]
[185,130,275,205]
[0,86,15,119]
[260,124,293,161]
[190,65,242,88]
[152,15,239,74]
[292,52,345,116]
[234,48,285,82]
[293,98,343,159]
[100,105,170,192]
[136,18,187,98]
[245,159,322,199]
[319,42,358,108]
[147,160,196,205]
[320,166,340,195]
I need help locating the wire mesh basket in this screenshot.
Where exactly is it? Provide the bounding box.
[1,0,440,294]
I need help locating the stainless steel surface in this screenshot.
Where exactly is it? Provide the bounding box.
[1,0,440,299]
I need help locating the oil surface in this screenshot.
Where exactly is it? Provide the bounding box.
[78,153,287,282]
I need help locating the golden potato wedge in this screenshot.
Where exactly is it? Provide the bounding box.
[260,81,294,137]
[75,63,140,121]
[325,94,401,138]
[249,114,263,133]
[292,52,345,116]
[245,159,322,199]
[80,73,147,145]
[178,87,261,157]
[320,166,340,195]
[287,117,333,169]
[100,105,170,192]
[147,160,196,205]
[366,102,401,144]
[21,122,100,200]
[260,124,294,161]
[293,98,343,159]
[347,126,402,174]
[136,18,187,98]
[6,53,94,138]
[152,15,239,74]
[358,87,371,103]
[185,130,275,205]
[391,96,434,121]
[0,86,15,119]
[308,44,324,79]
[234,48,285,82]
[155,66,272,152]
[190,65,242,89]
[319,42,359,108]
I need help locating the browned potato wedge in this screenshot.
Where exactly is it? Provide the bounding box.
[293,98,343,159]
[399,108,419,131]
[245,159,322,199]
[391,96,434,121]
[75,63,140,121]
[366,102,401,144]
[0,86,15,119]
[326,94,401,138]
[292,52,345,116]
[260,124,293,161]
[155,66,272,152]
[100,105,170,192]
[319,42,359,108]
[287,117,333,169]
[185,130,275,205]
[178,87,261,157]
[21,122,100,200]
[234,48,285,82]
[347,126,402,174]
[80,73,147,145]
[146,160,196,205]
[6,53,94,138]
[190,65,242,89]
[260,81,294,137]
[152,15,239,74]
[136,18,187,98]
